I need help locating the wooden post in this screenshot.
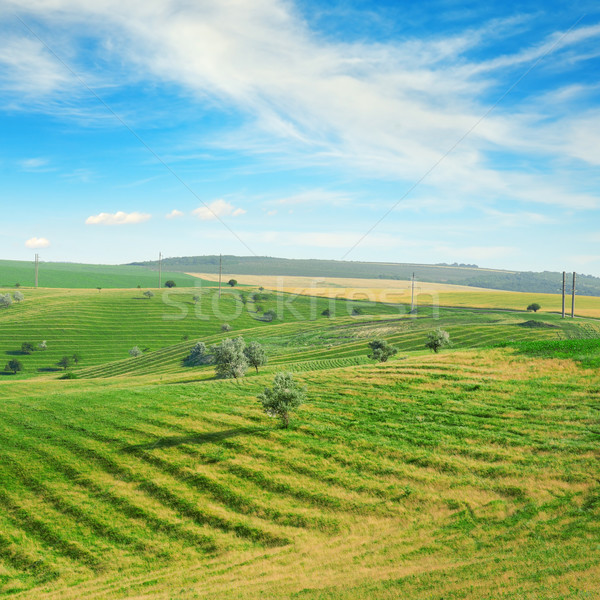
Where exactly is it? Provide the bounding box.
[571,272,576,318]
[561,271,565,319]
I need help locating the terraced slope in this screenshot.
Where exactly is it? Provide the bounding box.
[0,349,598,599]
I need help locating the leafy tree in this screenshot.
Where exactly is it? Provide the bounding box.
[193,295,200,304]
[227,279,237,287]
[244,341,267,373]
[368,339,398,362]
[165,280,176,288]
[185,341,212,366]
[21,342,35,355]
[5,359,23,374]
[72,353,82,365]
[352,306,363,316]
[221,323,232,332]
[129,346,143,357]
[97,287,102,293]
[239,293,247,305]
[425,328,451,353]
[262,309,277,322]
[0,294,12,308]
[257,372,306,428]
[58,356,72,370]
[527,303,541,312]
[15,282,20,288]
[13,291,24,302]
[322,308,331,317]
[255,304,263,313]
[143,290,154,299]
[137,284,141,289]
[212,337,248,379]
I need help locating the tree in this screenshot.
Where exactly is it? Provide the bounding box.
[5,359,23,374]
[13,291,24,303]
[143,290,154,299]
[129,346,143,357]
[322,308,331,317]
[221,323,232,332]
[352,306,363,316]
[97,287,102,293]
[425,328,451,353]
[185,341,211,366]
[193,295,200,304]
[244,341,267,373]
[527,303,541,312]
[227,279,237,287]
[0,294,12,308]
[258,372,306,428]
[165,280,176,288]
[15,282,21,288]
[368,339,398,362]
[262,309,276,322]
[72,353,82,365]
[212,337,248,379]
[21,342,35,355]
[58,356,72,370]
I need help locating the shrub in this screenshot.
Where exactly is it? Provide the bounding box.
[351,306,364,316]
[193,295,200,304]
[244,341,267,373]
[221,323,232,332]
[368,339,398,362]
[59,372,78,380]
[425,328,451,353]
[185,341,212,366]
[322,308,331,317]
[21,342,35,355]
[258,372,306,428]
[262,309,277,322]
[0,294,12,308]
[38,340,47,351]
[212,337,248,379]
[527,303,541,312]
[129,346,143,357]
[5,359,23,374]
[13,291,24,302]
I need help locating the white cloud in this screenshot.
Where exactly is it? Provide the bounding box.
[85,211,151,225]
[19,157,49,170]
[165,209,184,219]
[272,189,351,207]
[192,199,246,221]
[25,237,50,248]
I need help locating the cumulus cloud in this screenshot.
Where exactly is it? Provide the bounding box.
[165,209,184,219]
[25,237,50,248]
[85,211,151,225]
[192,199,246,221]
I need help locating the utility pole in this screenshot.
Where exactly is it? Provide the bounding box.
[410,272,415,313]
[158,252,162,289]
[571,272,576,318]
[218,254,222,299]
[561,271,566,319]
[34,254,39,288]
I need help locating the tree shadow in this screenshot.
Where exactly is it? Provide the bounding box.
[37,367,63,373]
[121,426,268,452]
[5,350,27,356]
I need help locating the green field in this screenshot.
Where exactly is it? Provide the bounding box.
[0,260,208,289]
[0,284,599,599]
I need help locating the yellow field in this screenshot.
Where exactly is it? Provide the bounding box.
[187,273,600,318]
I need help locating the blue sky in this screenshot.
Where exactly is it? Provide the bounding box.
[1,0,599,274]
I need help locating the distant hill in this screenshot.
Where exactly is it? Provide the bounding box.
[128,255,600,297]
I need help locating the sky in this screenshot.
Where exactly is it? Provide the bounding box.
[1,0,599,274]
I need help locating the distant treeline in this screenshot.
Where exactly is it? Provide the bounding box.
[128,255,600,297]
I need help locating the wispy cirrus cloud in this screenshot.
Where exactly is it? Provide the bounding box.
[85,211,151,225]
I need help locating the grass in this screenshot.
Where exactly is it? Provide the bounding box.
[0,282,599,598]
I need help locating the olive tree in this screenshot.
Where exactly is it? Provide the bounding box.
[129,346,143,357]
[425,328,451,353]
[368,339,398,362]
[185,341,211,366]
[244,341,267,373]
[13,291,24,303]
[257,372,306,428]
[0,294,12,308]
[211,337,248,379]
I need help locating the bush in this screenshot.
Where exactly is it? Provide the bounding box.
[262,309,277,322]
[244,341,267,373]
[5,359,23,374]
[221,323,232,332]
[13,291,24,302]
[193,295,200,304]
[59,372,78,380]
[129,346,143,357]
[258,372,306,428]
[21,342,35,355]
[351,306,363,316]
[38,340,47,351]
[527,303,541,312]
[165,280,176,288]
[322,308,331,317]
[185,341,212,366]
[425,328,451,353]
[368,339,398,362]
[0,294,12,308]
[212,337,248,379]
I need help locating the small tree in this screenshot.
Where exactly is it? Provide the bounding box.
[5,359,23,374]
[258,372,306,428]
[165,280,176,288]
[244,341,267,373]
[221,323,232,332]
[193,295,200,304]
[129,346,143,357]
[72,353,82,365]
[322,308,331,317]
[527,303,541,312]
[97,287,102,293]
[212,337,248,379]
[21,342,35,355]
[15,282,21,288]
[368,339,398,362]
[185,341,211,366]
[263,309,276,322]
[425,328,451,353]
[38,340,47,351]
[13,291,24,303]
[258,286,265,292]
[143,290,154,299]
[227,279,237,287]
[0,294,12,308]
[240,293,247,305]
[58,356,72,370]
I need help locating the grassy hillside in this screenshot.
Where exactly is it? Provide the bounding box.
[0,260,206,289]
[0,283,599,598]
[131,254,600,296]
